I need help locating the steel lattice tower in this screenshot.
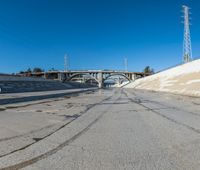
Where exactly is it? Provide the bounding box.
[64,54,68,71]
[124,58,128,72]
[182,5,192,63]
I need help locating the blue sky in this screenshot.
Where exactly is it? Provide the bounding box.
[0,0,199,73]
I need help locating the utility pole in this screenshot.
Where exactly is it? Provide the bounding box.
[182,5,192,63]
[64,54,68,71]
[124,58,128,72]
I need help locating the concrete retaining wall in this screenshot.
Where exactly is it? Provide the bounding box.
[0,75,48,82]
[0,76,96,93]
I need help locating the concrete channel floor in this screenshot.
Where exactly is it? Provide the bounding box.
[1,88,200,169]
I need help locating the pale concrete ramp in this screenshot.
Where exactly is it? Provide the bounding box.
[124,59,200,97]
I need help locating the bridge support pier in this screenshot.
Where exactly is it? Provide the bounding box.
[98,72,103,88]
[98,82,103,88]
[58,73,63,81]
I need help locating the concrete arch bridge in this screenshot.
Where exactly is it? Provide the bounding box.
[30,70,150,88]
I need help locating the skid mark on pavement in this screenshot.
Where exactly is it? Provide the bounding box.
[0,90,118,170]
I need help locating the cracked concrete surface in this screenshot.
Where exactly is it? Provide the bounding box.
[0,88,200,169]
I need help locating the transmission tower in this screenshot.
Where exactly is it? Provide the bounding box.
[124,58,128,72]
[64,54,68,71]
[182,5,192,63]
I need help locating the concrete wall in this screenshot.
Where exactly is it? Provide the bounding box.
[0,76,96,93]
[0,75,48,82]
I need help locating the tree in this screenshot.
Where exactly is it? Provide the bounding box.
[26,68,32,73]
[33,67,44,73]
[19,71,25,74]
[49,68,58,71]
[143,66,154,74]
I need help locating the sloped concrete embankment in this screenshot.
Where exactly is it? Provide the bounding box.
[124,59,200,97]
[0,76,96,93]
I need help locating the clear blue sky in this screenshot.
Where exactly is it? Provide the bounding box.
[0,0,199,73]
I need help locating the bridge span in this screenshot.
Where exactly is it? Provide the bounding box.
[27,70,150,88]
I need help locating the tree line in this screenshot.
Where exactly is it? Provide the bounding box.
[19,68,57,74]
[143,66,154,74]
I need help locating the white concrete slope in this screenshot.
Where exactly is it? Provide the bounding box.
[125,59,200,97]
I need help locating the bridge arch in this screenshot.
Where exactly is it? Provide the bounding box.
[104,73,131,83]
[64,73,100,85]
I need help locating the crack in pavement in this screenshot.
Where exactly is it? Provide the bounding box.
[130,91,200,118]
[123,90,200,135]
[0,90,118,170]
